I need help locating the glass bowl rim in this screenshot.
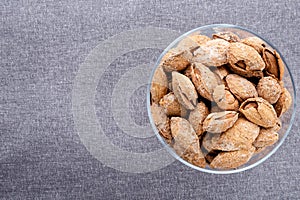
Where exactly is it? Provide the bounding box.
[146,23,297,174]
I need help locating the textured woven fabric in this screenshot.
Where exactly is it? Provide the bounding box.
[1,0,300,199]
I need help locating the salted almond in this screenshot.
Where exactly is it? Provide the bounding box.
[172,72,198,110]
[241,36,266,54]
[151,66,168,103]
[202,132,221,152]
[227,42,265,77]
[193,39,230,67]
[257,76,282,104]
[262,47,284,80]
[159,92,187,117]
[162,48,191,72]
[214,117,260,151]
[171,117,206,168]
[213,84,239,110]
[274,87,292,117]
[203,111,239,133]
[150,103,171,143]
[226,74,258,102]
[189,63,219,101]
[239,97,278,128]
[188,101,209,136]
[210,146,255,169]
[253,128,279,148]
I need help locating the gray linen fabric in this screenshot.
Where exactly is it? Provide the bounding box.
[1,0,300,199]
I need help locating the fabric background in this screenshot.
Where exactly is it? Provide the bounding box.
[1,0,300,199]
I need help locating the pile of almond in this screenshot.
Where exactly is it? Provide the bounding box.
[150,31,292,170]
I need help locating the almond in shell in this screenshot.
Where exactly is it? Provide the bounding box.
[172,72,198,110]
[203,111,239,133]
[274,87,292,117]
[171,117,206,168]
[213,117,260,151]
[193,39,230,67]
[159,92,187,117]
[188,101,209,136]
[210,146,255,169]
[189,63,219,101]
[253,128,279,148]
[241,36,266,54]
[226,74,258,102]
[227,42,265,77]
[257,76,282,104]
[151,66,168,103]
[212,31,240,42]
[239,97,278,128]
[262,47,284,80]
[213,84,239,110]
[150,103,172,143]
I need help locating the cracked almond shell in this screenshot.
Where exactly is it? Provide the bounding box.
[262,47,284,80]
[239,97,278,128]
[274,87,292,117]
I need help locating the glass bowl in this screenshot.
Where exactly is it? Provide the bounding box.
[147,24,296,174]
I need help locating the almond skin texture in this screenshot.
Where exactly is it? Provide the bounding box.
[172,72,198,110]
[203,111,239,133]
[227,42,265,77]
[171,117,206,168]
[226,74,258,102]
[239,97,278,128]
[257,76,282,104]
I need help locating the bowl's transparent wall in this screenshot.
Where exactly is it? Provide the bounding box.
[148,24,296,174]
